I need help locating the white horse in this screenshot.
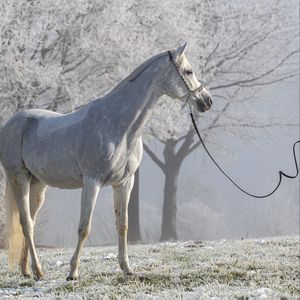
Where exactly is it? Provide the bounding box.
[0,42,212,280]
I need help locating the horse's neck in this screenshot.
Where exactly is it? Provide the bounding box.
[100,57,166,141]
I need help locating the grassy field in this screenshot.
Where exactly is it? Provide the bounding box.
[0,236,299,299]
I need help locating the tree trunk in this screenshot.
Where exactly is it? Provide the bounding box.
[144,134,194,242]
[128,168,142,243]
[160,139,182,241]
[160,164,180,241]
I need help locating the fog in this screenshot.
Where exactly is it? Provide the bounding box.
[36,81,299,247]
[0,0,299,248]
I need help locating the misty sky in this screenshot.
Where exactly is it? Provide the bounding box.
[139,78,299,238]
[39,75,299,247]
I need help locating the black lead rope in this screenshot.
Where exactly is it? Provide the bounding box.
[190,112,300,199]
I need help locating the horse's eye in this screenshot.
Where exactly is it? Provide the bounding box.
[185,70,193,76]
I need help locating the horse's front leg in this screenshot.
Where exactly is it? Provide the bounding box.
[67,177,100,280]
[113,175,134,275]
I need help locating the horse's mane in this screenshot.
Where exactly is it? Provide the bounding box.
[109,52,168,95]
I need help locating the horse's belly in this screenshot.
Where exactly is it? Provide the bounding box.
[33,170,82,189]
[26,161,83,189]
[22,141,83,189]
[26,158,83,188]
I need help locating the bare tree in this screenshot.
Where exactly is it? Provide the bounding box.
[144,0,299,240]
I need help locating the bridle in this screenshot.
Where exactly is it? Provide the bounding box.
[167,50,204,104]
[130,50,205,103]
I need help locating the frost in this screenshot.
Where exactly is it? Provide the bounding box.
[249,288,277,300]
[102,253,117,260]
[56,260,63,267]
[0,287,44,298]
[255,239,266,245]
[0,236,298,299]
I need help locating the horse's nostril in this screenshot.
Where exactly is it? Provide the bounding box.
[208,97,212,106]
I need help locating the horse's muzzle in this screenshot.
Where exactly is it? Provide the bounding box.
[196,96,212,112]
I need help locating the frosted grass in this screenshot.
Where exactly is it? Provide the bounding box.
[0,236,299,299]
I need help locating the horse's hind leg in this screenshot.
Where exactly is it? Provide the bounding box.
[8,170,44,279]
[21,178,47,277]
[67,177,100,280]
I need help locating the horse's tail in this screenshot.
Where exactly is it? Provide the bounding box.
[6,181,24,270]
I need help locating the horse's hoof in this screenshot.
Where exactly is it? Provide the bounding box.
[125,270,134,276]
[21,266,32,278]
[22,273,32,278]
[21,268,32,278]
[123,266,134,276]
[32,264,44,280]
[67,274,78,281]
[34,272,44,281]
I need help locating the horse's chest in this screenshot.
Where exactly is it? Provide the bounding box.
[103,138,143,185]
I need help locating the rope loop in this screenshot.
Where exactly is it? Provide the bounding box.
[190,112,299,199]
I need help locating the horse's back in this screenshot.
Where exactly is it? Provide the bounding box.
[0,109,84,187]
[0,109,58,171]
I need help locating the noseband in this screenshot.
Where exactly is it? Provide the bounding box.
[167,51,204,101]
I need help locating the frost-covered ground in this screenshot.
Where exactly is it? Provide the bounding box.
[0,236,299,299]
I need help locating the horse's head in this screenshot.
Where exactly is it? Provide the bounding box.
[163,42,212,112]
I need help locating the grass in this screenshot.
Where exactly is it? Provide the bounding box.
[0,236,299,299]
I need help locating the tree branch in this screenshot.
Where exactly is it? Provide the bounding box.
[235,73,299,87]
[62,54,90,74]
[205,23,273,74]
[143,143,166,173]
[209,122,299,130]
[210,50,299,90]
[176,129,195,161]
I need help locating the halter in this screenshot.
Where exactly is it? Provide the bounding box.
[167,51,204,103]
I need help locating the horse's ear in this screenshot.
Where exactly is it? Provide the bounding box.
[174,42,187,60]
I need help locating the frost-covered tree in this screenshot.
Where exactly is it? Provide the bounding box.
[0,0,139,245]
[0,0,185,245]
[143,0,299,240]
[0,0,138,117]
[0,0,298,245]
